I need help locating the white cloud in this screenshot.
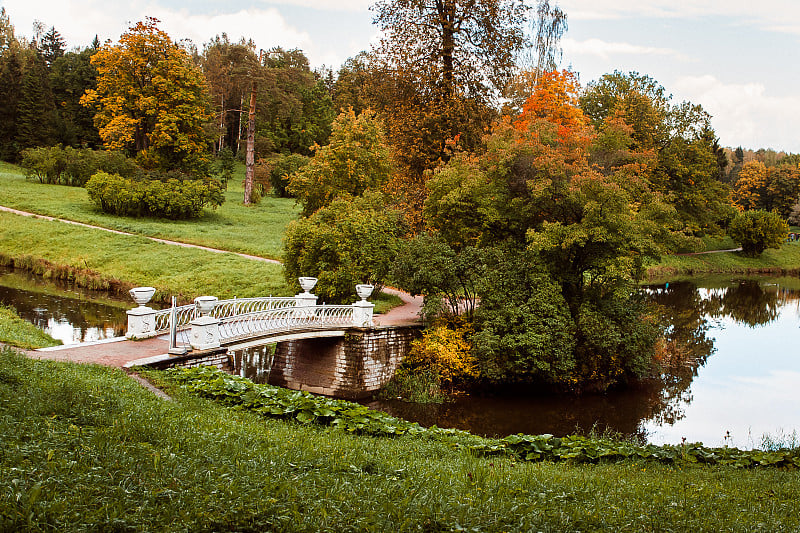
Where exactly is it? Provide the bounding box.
[561,0,800,35]
[562,37,685,61]
[673,75,800,152]
[149,7,312,51]
[261,0,372,11]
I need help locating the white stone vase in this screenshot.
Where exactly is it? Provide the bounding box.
[194,295,218,316]
[129,287,156,307]
[355,284,374,301]
[298,277,318,293]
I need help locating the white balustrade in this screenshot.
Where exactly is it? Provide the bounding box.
[126,277,375,349]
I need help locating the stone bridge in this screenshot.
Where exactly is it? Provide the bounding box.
[125,278,421,399]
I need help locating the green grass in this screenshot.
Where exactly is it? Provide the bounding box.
[648,240,800,280]
[0,306,61,349]
[0,160,299,260]
[0,211,289,304]
[2,348,799,531]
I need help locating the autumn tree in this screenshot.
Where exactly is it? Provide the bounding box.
[287,108,392,216]
[201,34,259,154]
[417,84,676,388]
[81,18,212,174]
[366,0,530,218]
[514,69,586,137]
[732,160,800,218]
[732,160,768,211]
[581,71,733,236]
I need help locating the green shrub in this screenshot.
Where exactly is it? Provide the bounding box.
[20,145,138,186]
[728,210,789,257]
[283,192,404,303]
[266,153,310,197]
[85,172,225,219]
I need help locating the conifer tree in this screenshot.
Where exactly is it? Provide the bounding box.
[16,55,56,150]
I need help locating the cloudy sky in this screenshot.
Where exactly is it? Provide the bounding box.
[3,0,799,152]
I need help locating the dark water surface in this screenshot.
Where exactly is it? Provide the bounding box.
[365,277,800,448]
[0,267,129,345]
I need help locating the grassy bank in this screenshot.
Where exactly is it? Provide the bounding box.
[0,211,289,304]
[0,161,298,260]
[2,348,799,531]
[648,241,800,280]
[0,306,60,349]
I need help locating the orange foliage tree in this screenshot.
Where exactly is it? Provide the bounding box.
[81,18,212,174]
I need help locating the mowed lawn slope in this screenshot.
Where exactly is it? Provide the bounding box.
[1,348,799,532]
[0,161,298,260]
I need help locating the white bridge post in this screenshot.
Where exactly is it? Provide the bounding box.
[294,277,318,318]
[190,296,220,350]
[352,284,375,327]
[126,287,157,339]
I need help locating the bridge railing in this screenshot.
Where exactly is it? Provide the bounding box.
[125,278,376,350]
[218,305,355,343]
[150,296,299,334]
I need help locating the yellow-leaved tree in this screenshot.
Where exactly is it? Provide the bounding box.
[81,18,212,174]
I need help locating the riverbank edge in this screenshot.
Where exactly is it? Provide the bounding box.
[646,264,800,281]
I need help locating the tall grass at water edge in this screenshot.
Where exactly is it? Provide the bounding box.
[0,211,288,304]
[2,346,799,531]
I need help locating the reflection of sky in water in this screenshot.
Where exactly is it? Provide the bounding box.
[643,300,800,448]
[46,318,121,345]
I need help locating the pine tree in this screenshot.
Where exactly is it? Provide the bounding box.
[0,49,22,159]
[17,55,56,150]
[40,26,65,66]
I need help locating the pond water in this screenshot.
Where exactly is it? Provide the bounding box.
[0,267,130,345]
[365,277,800,449]
[2,266,798,448]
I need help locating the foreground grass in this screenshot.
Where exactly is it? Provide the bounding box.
[0,161,298,260]
[648,241,800,280]
[2,348,799,531]
[0,306,60,349]
[0,211,288,303]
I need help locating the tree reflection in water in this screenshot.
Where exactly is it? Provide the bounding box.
[360,277,800,442]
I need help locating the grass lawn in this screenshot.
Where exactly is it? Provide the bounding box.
[0,211,289,304]
[648,240,800,280]
[2,347,799,532]
[0,160,298,260]
[0,306,61,349]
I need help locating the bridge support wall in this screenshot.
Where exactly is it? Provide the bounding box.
[269,325,421,399]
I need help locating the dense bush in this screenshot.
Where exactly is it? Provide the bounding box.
[20,145,139,186]
[405,319,478,387]
[85,171,224,219]
[472,254,577,386]
[265,153,310,197]
[728,209,789,257]
[283,192,404,303]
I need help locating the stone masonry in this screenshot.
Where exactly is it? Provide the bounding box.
[268,325,421,399]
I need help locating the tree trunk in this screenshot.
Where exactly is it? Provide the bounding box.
[243,80,257,206]
[217,94,225,153]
